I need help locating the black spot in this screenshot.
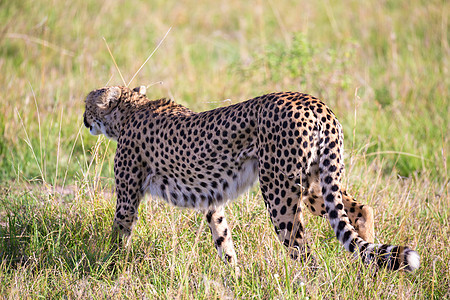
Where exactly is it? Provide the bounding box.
[224,254,232,262]
[286,222,293,231]
[325,194,334,202]
[390,246,401,270]
[286,197,292,207]
[348,240,356,253]
[216,236,225,247]
[359,242,368,254]
[342,230,352,243]
[206,211,213,223]
[329,210,338,219]
[376,245,390,268]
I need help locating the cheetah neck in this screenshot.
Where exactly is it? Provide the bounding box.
[148,98,194,115]
[119,93,193,117]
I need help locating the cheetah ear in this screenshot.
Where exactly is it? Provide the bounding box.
[97,86,121,113]
[133,85,147,96]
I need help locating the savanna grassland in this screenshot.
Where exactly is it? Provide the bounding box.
[0,0,449,298]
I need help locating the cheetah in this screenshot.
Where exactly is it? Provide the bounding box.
[83,85,420,272]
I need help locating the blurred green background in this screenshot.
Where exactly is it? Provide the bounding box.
[0,0,449,298]
[1,0,448,185]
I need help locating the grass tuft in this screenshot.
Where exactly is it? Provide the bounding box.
[0,0,448,298]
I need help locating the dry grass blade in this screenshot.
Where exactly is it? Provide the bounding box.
[127,27,172,87]
[15,109,45,183]
[103,37,126,86]
[175,221,204,300]
[363,151,430,161]
[6,33,75,56]
[1,0,448,298]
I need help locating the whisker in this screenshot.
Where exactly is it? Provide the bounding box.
[105,73,115,86]
[146,81,164,88]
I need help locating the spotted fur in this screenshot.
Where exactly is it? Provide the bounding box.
[83,86,419,272]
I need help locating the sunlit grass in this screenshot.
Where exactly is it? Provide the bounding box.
[0,0,448,298]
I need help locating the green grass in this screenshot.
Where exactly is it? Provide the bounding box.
[0,0,449,298]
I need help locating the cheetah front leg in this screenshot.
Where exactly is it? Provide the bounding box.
[111,187,142,247]
[205,206,238,265]
[111,151,144,247]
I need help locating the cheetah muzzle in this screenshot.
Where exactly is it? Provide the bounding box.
[83,86,420,272]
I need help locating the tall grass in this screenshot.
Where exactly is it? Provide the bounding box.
[0,0,448,298]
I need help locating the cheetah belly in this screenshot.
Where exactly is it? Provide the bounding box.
[142,158,259,210]
[226,158,259,202]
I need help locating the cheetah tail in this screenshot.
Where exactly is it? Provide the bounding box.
[319,168,420,270]
[359,243,420,271]
[317,122,419,271]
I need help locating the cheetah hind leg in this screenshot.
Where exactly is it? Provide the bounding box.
[205,206,238,267]
[259,177,315,264]
[341,190,374,243]
[303,186,375,243]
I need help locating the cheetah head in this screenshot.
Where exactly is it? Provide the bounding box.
[83,86,147,141]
